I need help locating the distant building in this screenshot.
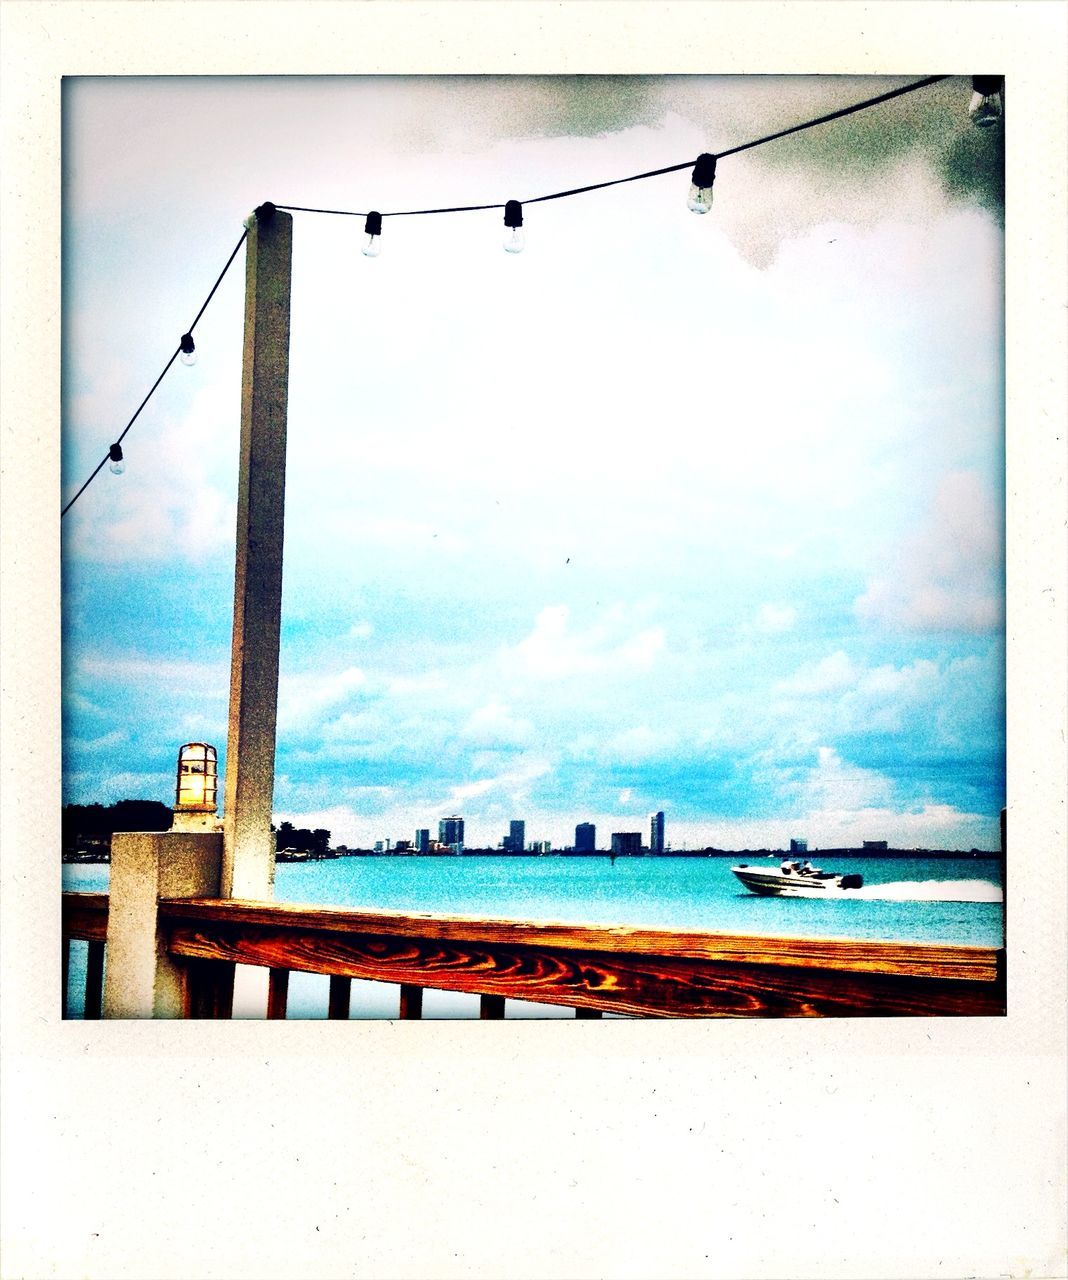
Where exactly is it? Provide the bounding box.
[611,832,642,856]
[503,819,526,853]
[531,840,552,854]
[439,816,464,850]
[790,838,808,854]
[862,840,888,850]
[394,840,411,852]
[649,811,665,855]
[414,828,430,853]
[374,840,384,853]
[575,822,596,852]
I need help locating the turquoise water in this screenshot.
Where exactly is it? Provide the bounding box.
[62,854,1004,1019]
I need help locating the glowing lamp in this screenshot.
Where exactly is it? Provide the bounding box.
[173,742,218,830]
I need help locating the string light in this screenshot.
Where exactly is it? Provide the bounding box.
[969,76,1003,128]
[362,211,383,257]
[63,77,972,518]
[503,200,524,254]
[108,444,125,476]
[687,154,717,214]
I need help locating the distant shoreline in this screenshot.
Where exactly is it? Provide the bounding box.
[64,847,1001,865]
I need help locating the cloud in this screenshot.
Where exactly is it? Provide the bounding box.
[503,605,665,680]
[855,471,1003,633]
[755,603,797,633]
[460,702,533,748]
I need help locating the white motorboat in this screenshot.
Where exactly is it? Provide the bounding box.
[730,858,863,897]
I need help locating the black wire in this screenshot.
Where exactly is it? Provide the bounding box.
[61,229,248,519]
[275,75,949,220]
[63,75,952,519]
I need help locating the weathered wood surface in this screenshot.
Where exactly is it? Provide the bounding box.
[62,892,109,942]
[399,984,423,1019]
[328,975,352,1020]
[159,898,1000,980]
[267,967,290,1019]
[160,898,1005,1018]
[184,958,235,1020]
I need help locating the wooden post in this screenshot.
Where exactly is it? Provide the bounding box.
[223,204,293,901]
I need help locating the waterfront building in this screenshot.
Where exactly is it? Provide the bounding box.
[649,811,665,855]
[414,828,430,853]
[575,822,596,852]
[611,832,642,856]
[509,819,526,853]
[531,840,552,854]
[790,838,808,854]
[439,816,464,849]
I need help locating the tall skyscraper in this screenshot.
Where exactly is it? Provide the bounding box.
[575,822,596,852]
[650,811,665,855]
[414,828,430,853]
[505,819,526,853]
[611,832,642,856]
[439,816,464,849]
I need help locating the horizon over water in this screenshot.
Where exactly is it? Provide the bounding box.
[63,853,1004,1020]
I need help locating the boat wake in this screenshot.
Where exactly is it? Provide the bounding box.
[850,879,1003,903]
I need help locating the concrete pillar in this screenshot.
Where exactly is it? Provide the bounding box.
[222,205,293,900]
[102,830,223,1018]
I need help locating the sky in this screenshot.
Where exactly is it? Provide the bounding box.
[60,75,1005,851]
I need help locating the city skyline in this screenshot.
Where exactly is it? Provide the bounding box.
[61,76,1005,852]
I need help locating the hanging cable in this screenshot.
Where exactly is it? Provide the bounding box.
[275,75,949,221]
[61,228,248,518]
[63,75,958,520]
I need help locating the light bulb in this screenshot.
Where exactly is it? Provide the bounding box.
[363,211,382,258]
[969,76,1003,128]
[108,443,125,476]
[503,200,524,254]
[179,333,197,366]
[687,153,717,214]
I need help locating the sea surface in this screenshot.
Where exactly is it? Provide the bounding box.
[63,854,1004,1019]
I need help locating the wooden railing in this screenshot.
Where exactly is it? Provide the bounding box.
[62,890,1005,1019]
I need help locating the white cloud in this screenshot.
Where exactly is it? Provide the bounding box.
[755,602,797,633]
[460,702,533,748]
[503,605,665,681]
[855,471,1003,632]
[278,666,367,733]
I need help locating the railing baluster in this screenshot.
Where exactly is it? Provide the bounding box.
[575,1006,603,1018]
[328,975,351,1019]
[480,993,505,1019]
[186,959,236,1019]
[266,968,290,1019]
[83,940,105,1020]
[398,984,423,1019]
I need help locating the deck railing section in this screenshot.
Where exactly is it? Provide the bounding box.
[62,891,1005,1019]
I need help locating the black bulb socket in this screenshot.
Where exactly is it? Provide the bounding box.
[691,153,717,189]
[364,211,382,237]
[254,201,277,223]
[971,76,1003,96]
[108,443,124,463]
[180,333,195,355]
[504,200,523,229]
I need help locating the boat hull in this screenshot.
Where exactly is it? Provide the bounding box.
[730,866,863,896]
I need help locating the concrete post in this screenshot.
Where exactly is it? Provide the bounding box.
[222,205,293,900]
[102,830,223,1018]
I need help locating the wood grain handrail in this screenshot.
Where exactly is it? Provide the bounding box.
[62,891,1005,1017]
[158,896,1001,982]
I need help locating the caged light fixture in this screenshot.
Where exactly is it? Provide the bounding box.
[179,332,197,366]
[969,76,1003,128]
[362,210,383,257]
[108,443,125,475]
